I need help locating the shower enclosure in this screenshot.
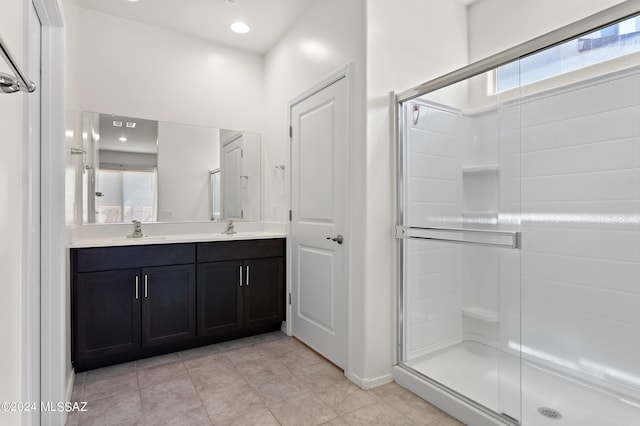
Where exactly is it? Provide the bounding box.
[395,4,640,426]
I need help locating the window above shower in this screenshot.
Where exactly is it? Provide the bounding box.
[496,15,640,93]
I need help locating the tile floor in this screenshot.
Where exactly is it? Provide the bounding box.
[66,331,463,425]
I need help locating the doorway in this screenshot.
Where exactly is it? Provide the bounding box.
[289,69,350,369]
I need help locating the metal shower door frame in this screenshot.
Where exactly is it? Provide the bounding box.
[393,1,640,425]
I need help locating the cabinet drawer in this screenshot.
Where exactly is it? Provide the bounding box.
[73,243,195,272]
[197,238,285,263]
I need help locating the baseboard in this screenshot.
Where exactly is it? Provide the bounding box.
[280,321,289,335]
[66,368,75,402]
[346,371,394,390]
[61,369,75,426]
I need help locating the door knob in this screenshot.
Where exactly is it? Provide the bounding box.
[327,234,344,244]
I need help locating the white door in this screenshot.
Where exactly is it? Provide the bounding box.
[222,135,243,219]
[291,76,348,368]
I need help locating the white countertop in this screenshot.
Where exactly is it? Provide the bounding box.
[68,221,287,248]
[69,231,286,248]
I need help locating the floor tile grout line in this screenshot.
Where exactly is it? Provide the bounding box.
[184,358,215,425]
[135,361,147,426]
[228,337,319,425]
[247,368,285,425]
[189,352,260,425]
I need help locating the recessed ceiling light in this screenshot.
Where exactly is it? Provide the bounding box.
[113,120,123,127]
[230,22,250,34]
[119,137,128,142]
[126,122,136,128]
[127,0,140,3]
[224,0,239,4]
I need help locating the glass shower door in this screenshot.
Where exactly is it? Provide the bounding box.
[397,71,522,424]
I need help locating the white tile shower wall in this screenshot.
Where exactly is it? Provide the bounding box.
[405,240,462,358]
[519,69,640,396]
[406,102,462,227]
[405,102,462,359]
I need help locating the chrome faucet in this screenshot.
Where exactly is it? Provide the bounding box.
[222,220,236,234]
[127,220,145,238]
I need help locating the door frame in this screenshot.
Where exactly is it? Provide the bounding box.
[287,64,352,373]
[24,0,65,425]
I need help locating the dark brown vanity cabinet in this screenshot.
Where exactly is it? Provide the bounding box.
[71,244,196,371]
[196,239,285,339]
[71,238,285,372]
[197,260,244,336]
[141,264,196,348]
[75,268,141,363]
[243,258,285,329]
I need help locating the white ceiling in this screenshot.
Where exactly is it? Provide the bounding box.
[98,113,158,154]
[77,0,315,54]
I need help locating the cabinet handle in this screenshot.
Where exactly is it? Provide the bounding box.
[135,276,139,300]
[239,266,243,287]
[246,265,250,286]
[144,274,148,298]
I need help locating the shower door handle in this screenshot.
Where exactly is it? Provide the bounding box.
[395,226,520,249]
[327,235,344,244]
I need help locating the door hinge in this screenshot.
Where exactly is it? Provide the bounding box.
[289,210,292,221]
[289,293,292,305]
[289,125,292,138]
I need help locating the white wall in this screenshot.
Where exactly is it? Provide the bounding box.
[262,0,370,382]
[157,122,219,221]
[262,0,366,223]
[0,0,25,423]
[66,6,265,225]
[366,0,469,384]
[74,8,264,130]
[468,0,627,62]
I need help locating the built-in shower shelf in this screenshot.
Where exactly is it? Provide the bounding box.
[462,164,500,174]
[462,306,499,323]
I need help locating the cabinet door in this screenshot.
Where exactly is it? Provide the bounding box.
[244,257,284,329]
[197,261,243,336]
[141,264,196,348]
[75,269,140,361]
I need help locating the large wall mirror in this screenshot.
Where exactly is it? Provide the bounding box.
[81,112,261,224]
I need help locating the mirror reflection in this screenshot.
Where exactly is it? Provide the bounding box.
[81,112,261,224]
